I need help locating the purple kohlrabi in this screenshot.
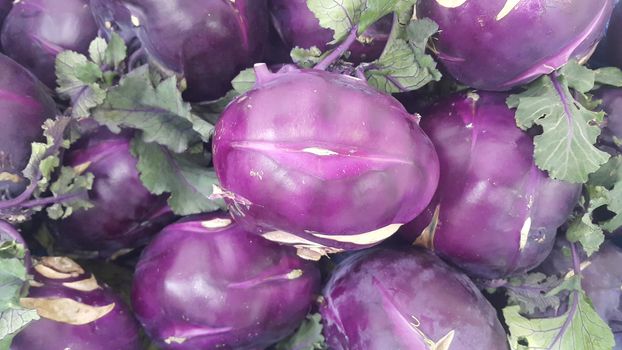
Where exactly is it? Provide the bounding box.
[132,212,321,350]
[603,3,622,68]
[402,92,581,279]
[11,257,141,350]
[417,0,614,90]
[0,0,11,25]
[90,0,270,101]
[1,0,99,88]
[321,246,509,350]
[49,128,175,258]
[596,87,622,155]
[0,53,57,198]
[212,64,439,259]
[270,0,392,64]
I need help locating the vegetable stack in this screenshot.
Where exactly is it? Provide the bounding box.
[0,0,620,349]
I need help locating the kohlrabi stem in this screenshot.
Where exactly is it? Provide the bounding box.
[20,190,89,209]
[548,242,582,349]
[0,182,38,210]
[355,67,367,81]
[315,26,360,71]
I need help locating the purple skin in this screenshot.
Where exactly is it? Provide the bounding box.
[11,257,141,350]
[270,0,392,64]
[596,87,622,155]
[50,128,175,258]
[212,64,439,256]
[91,0,270,102]
[402,92,581,279]
[321,247,509,350]
[1,0,98,88]
[418,0,614,90]
[0,53,57,198]
[0,0,11,25]
[603,4,622,68]
[539,240,622,347]
[132,213,321,350]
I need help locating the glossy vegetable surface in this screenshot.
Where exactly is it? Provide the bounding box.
[50,128,174,258]
[90,0,270,101]
[213,65,439,257]
[132,213,321,349]
[11,257,141,350]
[1,0,98,87]
[603,3,622,68]
[418,0,614,90]
[321,246,509,349]
[0,53,57,197]
[403,92,581,278]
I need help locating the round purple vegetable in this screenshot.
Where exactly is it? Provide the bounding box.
[539,240,622,346]
[402,92,581,279]
[321,246,509,349]
[596,87,622,155]
[0,0,11,26]
[132,213,321,350]
[270,0,392,64]
[212,64,439,258]
[0,53,57,198]
[11,256,141,350]
[49,128,174,258]
[418,0,614,90]
[91,0,270,101]
[1,0,99,88]
[603,4,622,68]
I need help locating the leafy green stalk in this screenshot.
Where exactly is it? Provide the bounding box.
[503,243,615,350]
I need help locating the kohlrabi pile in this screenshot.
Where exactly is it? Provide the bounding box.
[0,0,621,349]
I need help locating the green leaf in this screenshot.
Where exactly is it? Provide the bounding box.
[583,156,622,234]
[589,155,622,188]
[559,61,595,93]
[358,0,399,33]
[594,67,622,87]
[504,292,615,350]
[0,308,39,347]
[507,74,610,183]
[92,65,202,153]
[0,241,38,349]
[306,0,399,44]
[22,118,72,192]
[231,68,256,95]
[104,33,127,69]
[275,314,327,350]
[191,90,240,126]
[365,19,441,93]
[291,46,323,68]
[46,166,94,220]
[603,184,622,233]
[506,273,562,315]
[55,51,105,118]
[132,138,224,216]
[566,214,604,257]
[88,37,108,67]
